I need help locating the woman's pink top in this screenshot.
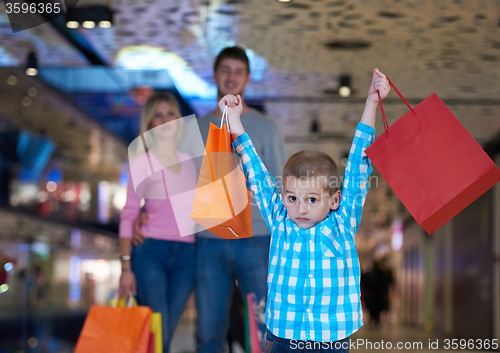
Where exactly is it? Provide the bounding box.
[119,151,197,243]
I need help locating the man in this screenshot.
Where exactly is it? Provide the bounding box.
[133,46,286,353]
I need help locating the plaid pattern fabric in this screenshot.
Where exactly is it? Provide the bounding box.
[233,122,375,342]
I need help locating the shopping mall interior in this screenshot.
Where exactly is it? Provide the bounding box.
[1,0,500,352]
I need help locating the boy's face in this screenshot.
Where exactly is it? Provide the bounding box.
[214,58,250,97]
[283,177,341,229]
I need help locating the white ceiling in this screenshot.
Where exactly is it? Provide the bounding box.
[1,0,499,98]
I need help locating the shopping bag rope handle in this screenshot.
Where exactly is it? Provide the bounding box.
[220,105,231,132]
[111,293,135,308]
[208,105,237,182]
[378,76,417,136]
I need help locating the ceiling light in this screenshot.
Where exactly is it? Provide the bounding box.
[46,181,57,192]
[99,20,111,28]
[339,86,351,97]
[21,97,32,107]
[26,68,37,76]
[0,284,9,293]
[66,6,113,29]
[28,87,38,97]
[67,21,79,28]
[25,51,37,76]
[83,21,95,28]
[310,114,320,139]
[341,151,349,167]
[339,75,351,97]
[7,75,17,85]
[4,262,13,271]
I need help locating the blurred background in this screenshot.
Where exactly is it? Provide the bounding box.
[0,0,500,352]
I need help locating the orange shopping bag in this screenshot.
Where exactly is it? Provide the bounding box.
[75,300,152,353]
[191,106,252,239]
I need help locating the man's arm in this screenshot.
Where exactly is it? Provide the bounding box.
[259,119,286,181]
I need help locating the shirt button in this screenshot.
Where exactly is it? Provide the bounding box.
[309,240,313,244]
[306,309,311,313]
[309,274,313,278]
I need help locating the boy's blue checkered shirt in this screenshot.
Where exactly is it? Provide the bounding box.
[232,122,375,343]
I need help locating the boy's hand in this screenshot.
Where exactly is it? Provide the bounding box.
[367,68,390,104]
[360,68,390,128]
[218,94,243,118]
[218,94,245,138]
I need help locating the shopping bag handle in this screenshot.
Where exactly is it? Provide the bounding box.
[378,76,417,137]
[220,105,231,132]
[110,293,136,308]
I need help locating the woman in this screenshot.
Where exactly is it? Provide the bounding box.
[119,93,197,353]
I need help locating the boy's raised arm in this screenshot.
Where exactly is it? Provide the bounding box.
[338,69,390,238]
[338,123,374,238]
[219,95,285,232]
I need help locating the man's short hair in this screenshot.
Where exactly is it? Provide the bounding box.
[283,150,340,194]
[214,46,251,74]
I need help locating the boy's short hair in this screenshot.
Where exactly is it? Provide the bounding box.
[283,150,340,194]
[214,46,250,74]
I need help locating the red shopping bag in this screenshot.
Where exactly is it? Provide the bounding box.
[244,294,262,353]
[365,78,500,235]
[147,333,155,353]
[75,305,152,353]
[191,107,253,239]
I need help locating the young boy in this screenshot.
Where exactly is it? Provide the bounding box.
[219,68,390,352]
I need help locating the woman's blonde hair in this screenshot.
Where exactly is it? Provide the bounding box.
[140,92,182,135]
